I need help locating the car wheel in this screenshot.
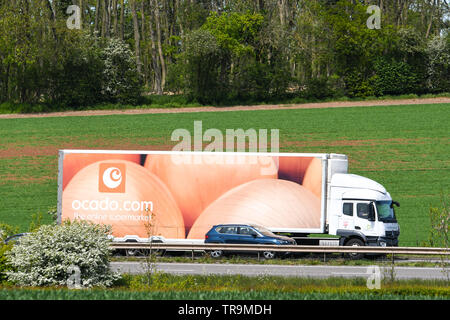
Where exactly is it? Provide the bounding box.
[210,250,223,258]
[263,251,275,259]
[126,249,141,257]
[345,238,365,260]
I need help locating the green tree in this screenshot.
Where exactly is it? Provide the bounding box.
[174,28,223,103]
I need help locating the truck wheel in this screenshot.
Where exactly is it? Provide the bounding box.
[345,238,365,260]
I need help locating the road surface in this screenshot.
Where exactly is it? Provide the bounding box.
[111,262,449,280]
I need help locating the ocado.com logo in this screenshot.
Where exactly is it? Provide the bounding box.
[99,163,126,193]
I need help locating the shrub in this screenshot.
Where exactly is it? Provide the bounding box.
[0,223,18,283]
[6,221,120,288]
[425,35,450,93]
[428,196,449,248]
[373,59,419,96]
[0,243,13,283]
[0,223,19,241]
[344,71,376,98]
[303,77,335,100]
[46,38,105,108]
[101,38,143,105]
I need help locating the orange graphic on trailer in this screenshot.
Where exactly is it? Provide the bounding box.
[98,163,126,193]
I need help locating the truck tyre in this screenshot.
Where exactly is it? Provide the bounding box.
[345,238,365,260]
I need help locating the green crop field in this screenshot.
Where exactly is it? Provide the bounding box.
[1,274,449,300]
[0,103,449,246]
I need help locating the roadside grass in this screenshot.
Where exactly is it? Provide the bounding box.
[0,274,448,300]
[0,103,448,245]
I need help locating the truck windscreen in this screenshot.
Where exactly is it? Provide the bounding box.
[376,201,397,222]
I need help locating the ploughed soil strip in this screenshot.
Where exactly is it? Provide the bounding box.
[1,97,449,119]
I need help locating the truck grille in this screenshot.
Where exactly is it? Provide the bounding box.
[385,230,399,238]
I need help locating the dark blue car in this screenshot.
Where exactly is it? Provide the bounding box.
[204,224,296,259]
[3,233,29,245]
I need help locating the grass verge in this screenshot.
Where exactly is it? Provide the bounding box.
[0,274,448,300]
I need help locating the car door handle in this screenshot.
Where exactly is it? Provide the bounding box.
[355,226,361,230]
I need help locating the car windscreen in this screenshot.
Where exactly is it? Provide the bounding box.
[251,225,276,237]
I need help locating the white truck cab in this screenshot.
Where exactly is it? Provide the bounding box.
[327,173,400,247]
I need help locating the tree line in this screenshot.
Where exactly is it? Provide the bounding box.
[0,0,448,108]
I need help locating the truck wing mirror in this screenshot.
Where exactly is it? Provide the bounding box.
[390,201,400,208]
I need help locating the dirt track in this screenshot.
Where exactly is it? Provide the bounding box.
[0,97,449,119]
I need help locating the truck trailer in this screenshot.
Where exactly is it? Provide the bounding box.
[57,150,400,250]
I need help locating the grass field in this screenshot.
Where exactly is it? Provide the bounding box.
[0,103,449,246]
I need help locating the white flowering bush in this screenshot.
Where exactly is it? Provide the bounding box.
[101,38,142,104]
[6,221,120,288]
[425,35,450,92]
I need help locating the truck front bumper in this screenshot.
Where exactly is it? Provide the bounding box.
[367,236,399,247]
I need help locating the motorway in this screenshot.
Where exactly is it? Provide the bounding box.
[111,262,449,280]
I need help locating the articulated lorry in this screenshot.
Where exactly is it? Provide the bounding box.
[57,150,400,250]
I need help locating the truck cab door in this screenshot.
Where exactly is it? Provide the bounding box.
[339,202,355,231]
[355,202,377,237]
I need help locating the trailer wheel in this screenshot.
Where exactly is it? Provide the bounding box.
[345,238,365,260]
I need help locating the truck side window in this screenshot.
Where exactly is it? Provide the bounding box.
[357,203,370,219]
[343,203,353,216]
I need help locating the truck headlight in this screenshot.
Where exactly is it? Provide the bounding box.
[379,241,387,247]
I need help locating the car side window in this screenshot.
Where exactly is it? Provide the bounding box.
[217,226,238,234]
[343,203,353,216]
[357,203,370,219]
[239,227,258,236]
[239,227,251,235]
